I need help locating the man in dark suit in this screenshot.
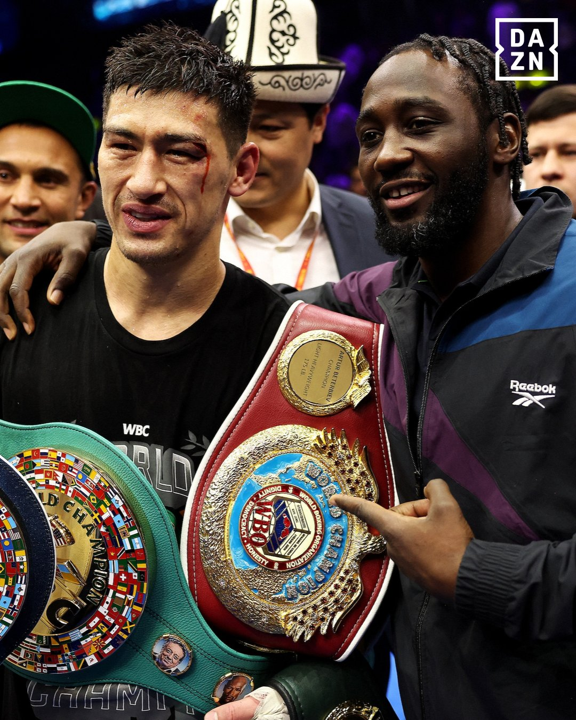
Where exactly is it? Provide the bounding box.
[208,0,393,288]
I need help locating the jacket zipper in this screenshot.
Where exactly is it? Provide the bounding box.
[412,314,453,720]
[411,277,539,719]
[382,267,551,719]
[382,308,434,720]
[415,273,539,475]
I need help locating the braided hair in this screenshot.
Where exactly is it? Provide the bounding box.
[380,35,530,199]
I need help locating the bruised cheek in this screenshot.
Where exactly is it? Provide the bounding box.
[97,156,123,195]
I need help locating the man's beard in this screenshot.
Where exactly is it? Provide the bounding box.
[368,139,489,258]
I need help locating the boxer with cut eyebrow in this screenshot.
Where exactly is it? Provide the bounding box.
[0,23,289,720]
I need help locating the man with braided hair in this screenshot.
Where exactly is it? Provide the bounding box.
[304,34,576,720]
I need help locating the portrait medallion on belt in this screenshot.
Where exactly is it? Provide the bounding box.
[212,671,255,705]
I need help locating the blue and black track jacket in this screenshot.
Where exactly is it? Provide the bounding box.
[301,187,576,720]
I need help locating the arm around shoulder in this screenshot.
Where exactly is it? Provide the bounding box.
[0,220,98,339]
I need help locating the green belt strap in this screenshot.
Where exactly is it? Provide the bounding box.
[0,420,282,715]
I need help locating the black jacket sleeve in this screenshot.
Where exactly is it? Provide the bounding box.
[92,220,112,251]
[456,535,576,640]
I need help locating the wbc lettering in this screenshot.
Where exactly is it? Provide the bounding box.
[122,424,150,437]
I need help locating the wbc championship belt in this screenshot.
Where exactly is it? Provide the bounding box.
[0,420,282,714]
[182,302,396,660]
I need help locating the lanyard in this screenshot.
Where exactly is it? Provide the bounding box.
[224,214,318,291]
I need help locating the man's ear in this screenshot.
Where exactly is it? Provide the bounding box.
[75,181,98,219]
[492,112,522,167]
[228,142,260,198]
[312,104,330,145]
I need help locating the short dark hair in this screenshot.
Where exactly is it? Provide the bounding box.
[379,35,530,199]
[102,21,255,156]
[526,85,576,126]
[301,103,325,126]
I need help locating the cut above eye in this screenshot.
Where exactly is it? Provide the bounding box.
[168,148,206,160]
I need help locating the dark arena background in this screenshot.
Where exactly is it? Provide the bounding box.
[0,1,573,717]
[0,0,573,189]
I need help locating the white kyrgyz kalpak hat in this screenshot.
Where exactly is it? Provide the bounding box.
[205,0,346,104]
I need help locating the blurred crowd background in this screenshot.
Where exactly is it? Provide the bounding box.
[0,0,574,190]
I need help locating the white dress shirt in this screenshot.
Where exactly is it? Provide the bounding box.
[220,170,340,288]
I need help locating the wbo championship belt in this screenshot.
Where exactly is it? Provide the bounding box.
[182,302,397,661]
[0,420,283,714]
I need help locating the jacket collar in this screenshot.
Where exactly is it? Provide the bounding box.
[482,187,573,294]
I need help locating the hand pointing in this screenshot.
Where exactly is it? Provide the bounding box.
[331,479,474,602]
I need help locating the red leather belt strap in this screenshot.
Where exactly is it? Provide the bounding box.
[182,302,396,660]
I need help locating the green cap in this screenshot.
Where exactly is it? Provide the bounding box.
[0,80,96,172]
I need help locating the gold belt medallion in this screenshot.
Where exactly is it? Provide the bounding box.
[277,331,372,416]
[199,426,386,643]
[325,701,385,719]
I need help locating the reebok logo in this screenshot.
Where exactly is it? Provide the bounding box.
[122,423,150,437]
[510,380,556,408]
